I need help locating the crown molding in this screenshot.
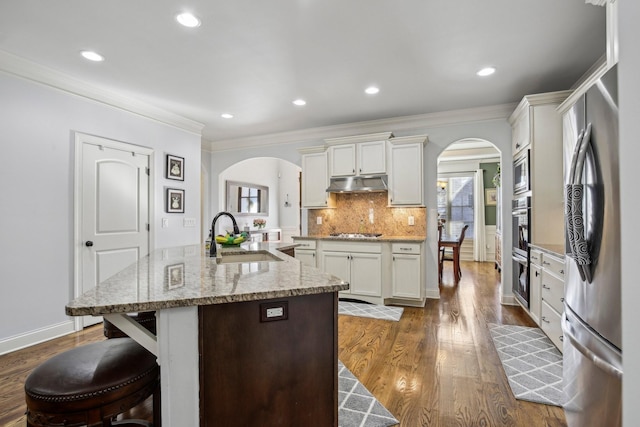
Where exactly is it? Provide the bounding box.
[204,103,516,152]
[0,50,204,136]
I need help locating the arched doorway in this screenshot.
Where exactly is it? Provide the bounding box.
[436,138,502,278]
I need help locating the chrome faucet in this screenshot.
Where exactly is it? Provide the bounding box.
[209,212,240,257]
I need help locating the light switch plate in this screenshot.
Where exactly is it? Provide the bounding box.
[183,218,196,227]
[162,218,169,228]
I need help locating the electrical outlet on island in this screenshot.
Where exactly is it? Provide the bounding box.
[408,216,415,226]
[316,216,322,225]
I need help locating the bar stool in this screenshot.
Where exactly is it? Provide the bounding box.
[24,337,160,427]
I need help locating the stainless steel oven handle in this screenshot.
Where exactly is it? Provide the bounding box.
[561,315,622,379]
[512,208,529,216]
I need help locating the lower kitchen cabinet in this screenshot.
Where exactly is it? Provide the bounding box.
[294,239,317,267]
[529,246,565,352]
[529,261,542,325]
[320,241,382,304]
[391,243,422,300]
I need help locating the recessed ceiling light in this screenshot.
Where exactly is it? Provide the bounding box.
[80,51,104,62]
[365,86,380,95]
[221,113,233,119]
[477,67,496,77]
[292,99,306,106]
[176,12,201,28]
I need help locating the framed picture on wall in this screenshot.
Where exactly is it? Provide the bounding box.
[166,188,185,213]
[166,154,184,181]
[485,188,497,206]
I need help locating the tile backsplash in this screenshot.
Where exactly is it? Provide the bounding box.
[307,193,426,236]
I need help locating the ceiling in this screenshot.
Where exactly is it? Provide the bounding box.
[0,1,606,148]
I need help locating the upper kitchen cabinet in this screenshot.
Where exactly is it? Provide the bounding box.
[509,91,571,246]
[388,135,429,206]
[299,146,336,209]
[325,132,392,177]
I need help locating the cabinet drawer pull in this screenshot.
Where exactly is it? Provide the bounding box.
[560,297,564,302]
[559,335,564,341]
[542,284,551,290]
[400,247,412,251]
[541,316,550,323]
[560,269,564,274]
[535,271,540,277]
[543,261,551,266]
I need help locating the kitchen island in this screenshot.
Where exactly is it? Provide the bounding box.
[66,242,348,427]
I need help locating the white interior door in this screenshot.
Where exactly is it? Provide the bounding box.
[77,134,150,327]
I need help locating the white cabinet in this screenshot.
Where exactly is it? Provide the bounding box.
[391,243,422,300]
[529,249,543,325]
[530,249,565,352]
[325,132,391,178]
[509,91,571,246]
[388,135,428,206]
[299,147,335,208]
[320,241,382,303]
[294,239,317,268]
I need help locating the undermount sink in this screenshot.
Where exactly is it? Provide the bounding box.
[216,251,283,264]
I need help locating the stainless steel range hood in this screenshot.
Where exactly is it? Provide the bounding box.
[326,175,388,193]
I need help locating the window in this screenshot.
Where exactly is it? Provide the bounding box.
[437,174,474,238]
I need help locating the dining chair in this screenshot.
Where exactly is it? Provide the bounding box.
[439,224,469,283]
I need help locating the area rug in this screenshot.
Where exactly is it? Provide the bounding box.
[338,300,404,322]
[488,323,565,407]
[339,361,399,427]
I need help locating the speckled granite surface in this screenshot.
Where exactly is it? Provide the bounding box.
[293,235,426,243]
[66,242,348,316]
[529,243,565,257]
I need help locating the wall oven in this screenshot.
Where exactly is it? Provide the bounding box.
[513,149,530,195]
[512,195,531,307]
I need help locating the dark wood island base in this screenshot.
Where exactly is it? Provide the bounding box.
[199,292,338,426]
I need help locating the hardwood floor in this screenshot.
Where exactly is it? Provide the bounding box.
[0,261,566,426]
[338,261,567,427]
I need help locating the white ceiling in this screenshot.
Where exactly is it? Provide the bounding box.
[0,1,605,148]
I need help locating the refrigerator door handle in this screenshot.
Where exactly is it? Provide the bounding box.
[562,314,622,379]
[570,123,594,282]
[565,128,588,281]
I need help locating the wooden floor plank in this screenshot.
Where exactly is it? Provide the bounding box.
[0,260,567,426]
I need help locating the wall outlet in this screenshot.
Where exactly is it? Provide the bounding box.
[162,218,169,228]
[408,216,415,226]
[183,218,196,227]
[317,216,322,225]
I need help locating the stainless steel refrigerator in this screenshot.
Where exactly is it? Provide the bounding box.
[562,65,621,426]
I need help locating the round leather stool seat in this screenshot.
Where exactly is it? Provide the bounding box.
[25,338,160,427]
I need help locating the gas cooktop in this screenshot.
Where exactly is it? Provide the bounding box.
[328,233,382,239]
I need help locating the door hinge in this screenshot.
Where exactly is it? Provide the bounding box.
[146,223,150,231]
[145,167,150,176]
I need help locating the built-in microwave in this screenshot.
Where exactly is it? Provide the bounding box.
[513,149,530,194]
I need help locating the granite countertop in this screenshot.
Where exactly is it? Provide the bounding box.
[66,242,348,317]
[293,235,426,243]
[529,243,565,258]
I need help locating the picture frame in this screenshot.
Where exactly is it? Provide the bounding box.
[166,188,185,213]
[485,188,497,206]
[166,154,184,181]
[165,263,185,290]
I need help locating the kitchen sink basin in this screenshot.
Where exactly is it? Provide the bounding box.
[216,251,283,264]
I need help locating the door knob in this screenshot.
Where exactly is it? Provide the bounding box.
[85,241,94,247]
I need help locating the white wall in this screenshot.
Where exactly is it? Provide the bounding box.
[618,1,640,424]
[0,72,201,351]
[212,157,300,239]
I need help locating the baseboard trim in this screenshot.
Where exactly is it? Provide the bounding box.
[425,288,441,300]
[0,320,76,356]
[501,294,518,306]
[385,297,426,308]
